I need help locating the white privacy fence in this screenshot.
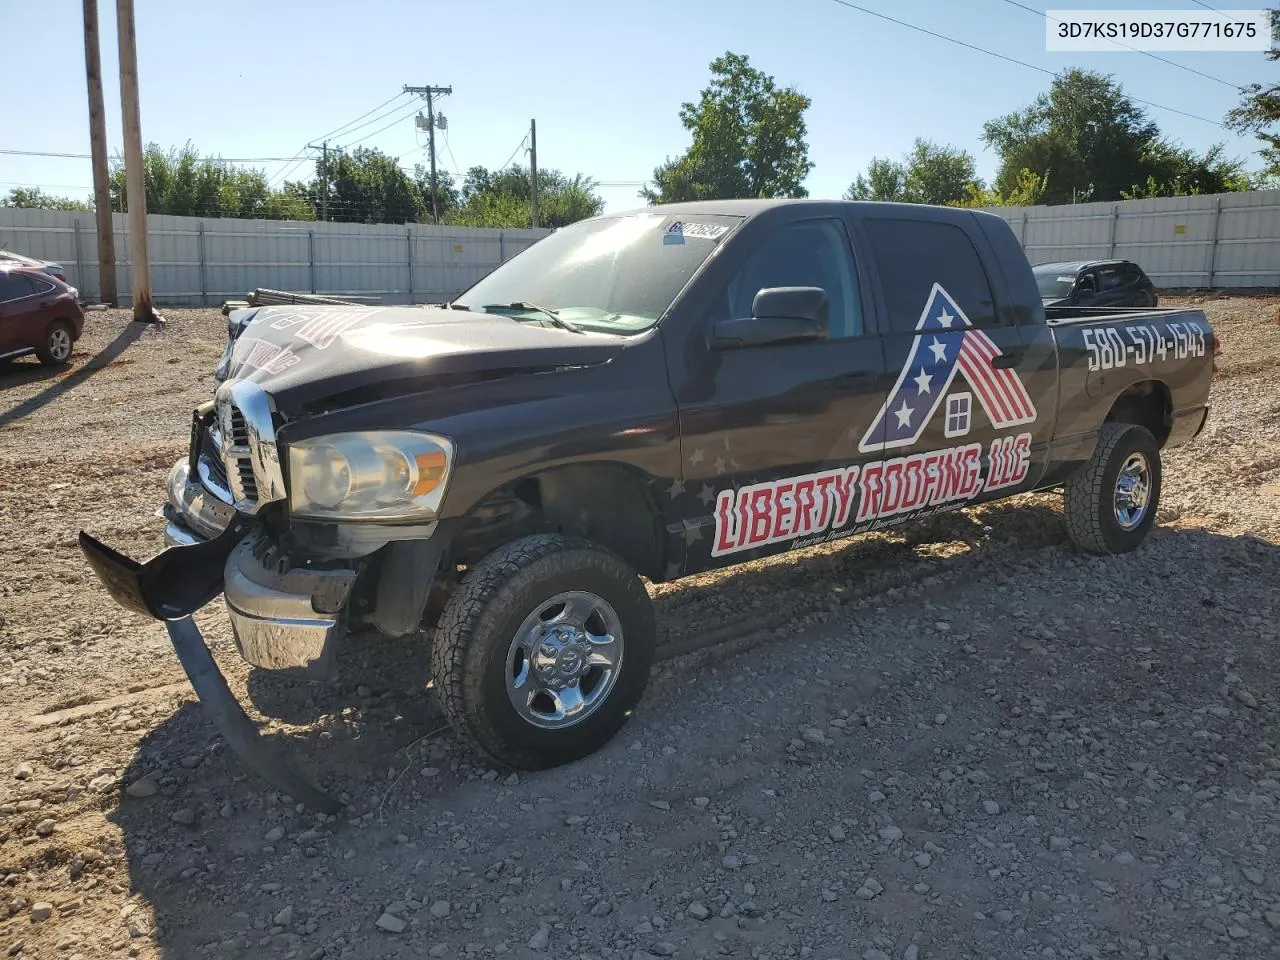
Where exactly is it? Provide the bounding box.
[2,189,1278,305]
[978,188,1280,290]
[0,208,552,306]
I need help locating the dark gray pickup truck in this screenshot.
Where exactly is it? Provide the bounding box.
[81,199,1218,809]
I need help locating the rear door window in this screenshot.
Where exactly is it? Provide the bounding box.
[0,273,34,303]
[861,218,1000,331]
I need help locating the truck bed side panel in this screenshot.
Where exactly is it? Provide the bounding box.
[1043,308,1213,478]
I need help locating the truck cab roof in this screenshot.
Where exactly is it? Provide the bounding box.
[606,197,1008,224]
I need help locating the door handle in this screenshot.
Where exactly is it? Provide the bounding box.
[990,352,1023,369]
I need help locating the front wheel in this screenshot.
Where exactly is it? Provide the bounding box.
[1063,421,1162,554]
[431,534,656,769]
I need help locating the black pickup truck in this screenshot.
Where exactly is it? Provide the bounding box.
[81,199,1218,806]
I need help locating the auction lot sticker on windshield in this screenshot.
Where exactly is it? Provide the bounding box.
[1045,9,1274,51]
[664,220,729,245]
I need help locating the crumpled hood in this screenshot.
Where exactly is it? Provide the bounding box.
[220,304,625,411]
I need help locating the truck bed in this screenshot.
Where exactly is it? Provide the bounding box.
[1043,304,1190,325]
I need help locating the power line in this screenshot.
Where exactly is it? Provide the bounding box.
[825,0,1230,127]
[997,0,1242,90]
[338,100,427,150]
[309,91,412,144]
[269,91,416,187]
[322,94,418,144]
[271,153,317,187]
[442,128,463,178]
[1189,0,1230,16]
[0,147,307,161]
[1,180,96,189]
[497,133,530,172]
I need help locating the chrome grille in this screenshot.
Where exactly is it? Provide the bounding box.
[228,408,250,447]
[205,450,230,492]
[196,423,233,505]
[216,399,261,508]
[204,381,285,513]
[226,408,259,501]
[235,459,259,501]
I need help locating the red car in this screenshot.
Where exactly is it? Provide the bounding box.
[0,264,85,367]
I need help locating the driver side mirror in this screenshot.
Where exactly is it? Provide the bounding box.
[711,286,829,349]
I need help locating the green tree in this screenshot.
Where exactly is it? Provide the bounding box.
[1224,8,1280,179]
[843,158,906,202]
[447,165,604,228]
[2,187,92,211]
[982,69,1157,203]
[320,147,425,224]
[1121,142,1251,199]
[412,165,460,222]
[949,168,1050,208]
[262,183,317,221]
[983,69,1249,203]
[642,51,813,203]
[110,141,316,220]
[902,139,981,205]
[844,139,981,205]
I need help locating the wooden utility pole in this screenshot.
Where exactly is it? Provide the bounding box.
[405,84,452,224]
[82,0,117,306]
[529,119,539,230]
[115,0,160,323]
[306,140,329,220]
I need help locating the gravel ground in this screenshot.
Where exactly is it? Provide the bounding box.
[1,297,1278,960]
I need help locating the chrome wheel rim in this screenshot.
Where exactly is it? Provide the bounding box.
[49,328,71,361]
[1113,452,1151,530]
[505,591,624,731]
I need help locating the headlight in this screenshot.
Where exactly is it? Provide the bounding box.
[286,431,454,522]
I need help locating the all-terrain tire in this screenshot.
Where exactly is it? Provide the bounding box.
[431,534,656,770]
[1064,421,1162,554]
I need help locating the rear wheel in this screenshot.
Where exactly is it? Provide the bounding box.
[431,534,656,769]
[1063,421,1161,554]
[36,321,73,366]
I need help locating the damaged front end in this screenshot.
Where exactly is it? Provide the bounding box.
[79,380,353,813]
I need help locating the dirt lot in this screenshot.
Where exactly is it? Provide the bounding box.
[1,297,1279,960]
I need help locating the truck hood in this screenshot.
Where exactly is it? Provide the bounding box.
[219,304,625,412]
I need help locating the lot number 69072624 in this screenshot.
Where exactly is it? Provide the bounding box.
[1082,321,1206,372]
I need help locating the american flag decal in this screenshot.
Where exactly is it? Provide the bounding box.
[294,309,379,350]
[859,283,1037,453]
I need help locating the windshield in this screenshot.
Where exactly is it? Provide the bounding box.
[451,212,741,334]
[1034,267,1078,299]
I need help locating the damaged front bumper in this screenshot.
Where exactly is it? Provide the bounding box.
[159,458,358,678]
[79,457,349,813]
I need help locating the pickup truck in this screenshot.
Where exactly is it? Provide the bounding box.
[80,199,1218,807]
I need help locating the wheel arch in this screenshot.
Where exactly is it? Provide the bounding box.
[449,460,669,581]
[1104,378,1172,447]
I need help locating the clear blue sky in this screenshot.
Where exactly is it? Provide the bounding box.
[0,0,1271,214]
